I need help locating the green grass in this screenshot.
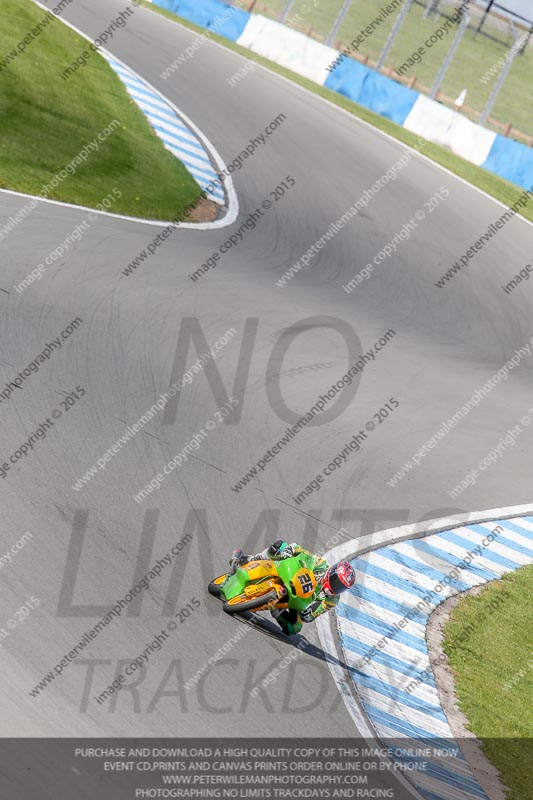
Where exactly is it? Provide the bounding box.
[443,566,533,800]
[0,0,202,218]
[258,0,533,137]
[140,0,533,223]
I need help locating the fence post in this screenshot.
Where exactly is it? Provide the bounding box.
[430,12,470,99]
[474,0,495,38]
[326,0,354,47]
[424,0,441,18]
[480,42,521,125]
[280,0,297,24]
[376,0,416,71]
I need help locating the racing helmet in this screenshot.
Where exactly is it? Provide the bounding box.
[322,561,355,596]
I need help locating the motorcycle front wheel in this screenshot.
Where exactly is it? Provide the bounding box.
[208,574,228,597]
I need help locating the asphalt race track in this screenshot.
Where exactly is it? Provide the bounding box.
[1,0,532,755]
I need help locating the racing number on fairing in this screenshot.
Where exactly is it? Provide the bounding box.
[298,573,315,595]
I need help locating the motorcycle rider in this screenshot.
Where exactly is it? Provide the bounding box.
[229,539,355,635]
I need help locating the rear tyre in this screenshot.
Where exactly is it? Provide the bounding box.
[223,589,278,614]
[208,575,228,597]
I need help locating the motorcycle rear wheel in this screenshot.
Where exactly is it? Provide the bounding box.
[223,588,278,614]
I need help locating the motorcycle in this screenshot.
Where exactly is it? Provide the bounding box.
[208,550,317,617]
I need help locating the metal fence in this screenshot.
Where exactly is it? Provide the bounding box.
[238,0,533,141]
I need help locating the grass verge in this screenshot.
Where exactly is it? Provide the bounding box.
[443,566,533,800]
[0,0,202,219]
[139,0,533,224]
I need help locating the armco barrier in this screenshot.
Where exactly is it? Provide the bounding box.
[152,0,533,192]
[323,57,369,105]
[324,58,419,127]
[357,69,419,127]
[483,133,533,189]
[154,0,249,42]
[237,13,339,86]
[403,95,497,167]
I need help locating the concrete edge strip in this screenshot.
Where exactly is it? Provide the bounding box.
[102,54,227,206]
[324,502,533,563]
[316,616,427,800]
[2,0,239,231]
[317,502,533,800]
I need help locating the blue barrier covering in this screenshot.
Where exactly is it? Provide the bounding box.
[152,0,250,42]
[324,58,369,104]
[482,134,533,192]
[325,59,418,126]
[151,0,532,193]
[358,71,419,127]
